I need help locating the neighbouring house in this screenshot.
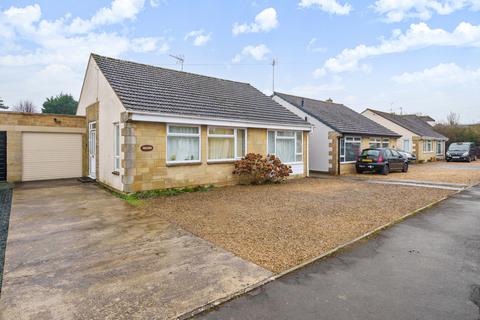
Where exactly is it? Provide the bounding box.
[76,54,312,193]
[361,109,448,162]
[272,92,400,175]
[0,112,86,183]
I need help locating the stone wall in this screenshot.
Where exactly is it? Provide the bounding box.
[122,122,308,193]
[0,112,86,182]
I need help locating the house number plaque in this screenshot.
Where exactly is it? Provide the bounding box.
[140,145,154,152]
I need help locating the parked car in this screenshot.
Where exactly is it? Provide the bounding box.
[396,149,416,162]
[446,142,477,162]
[356,148,409,175]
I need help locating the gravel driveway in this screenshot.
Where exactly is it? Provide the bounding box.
[0,183,13,295]
[145,178,453,273]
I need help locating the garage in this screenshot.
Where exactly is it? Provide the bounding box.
[22,132,83,181]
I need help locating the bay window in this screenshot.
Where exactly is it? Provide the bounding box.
[369,137,390,148]
[208,127,246,161]
[113,123,120,171]
[167,125,200,163]
[267,130,303,163]
[382,138,390,148]
[423,140,433,153]
[340,136,361,163]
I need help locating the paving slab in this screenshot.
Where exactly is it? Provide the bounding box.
[0,180,271,320]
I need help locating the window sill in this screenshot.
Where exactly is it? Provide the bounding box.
[284,161,303,165]
[112,171,120,176]
[166,161,202,167]
[340,161,357,164]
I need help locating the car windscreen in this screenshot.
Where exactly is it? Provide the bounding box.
[448,143,470,151]
[360,150,380,158]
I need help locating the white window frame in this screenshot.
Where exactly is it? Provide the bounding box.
[436,140,443,155]
[267,130,303,164]
[403,139,411,152]
[340,136,361,163]
[207,127,248,162]
[423,140,433,153]
[166,124,201,164]
[113,122,121,171]
[369,137,382,148]
[382,138,390,148]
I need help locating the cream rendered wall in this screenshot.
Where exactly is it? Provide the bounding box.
[362,110,416,152]
[273,95,332,172]
[77,56,126,191]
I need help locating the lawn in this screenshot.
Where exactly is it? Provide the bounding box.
[144,178,452,273]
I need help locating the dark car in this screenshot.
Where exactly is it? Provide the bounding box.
[397,149,416,162]
[446,142,477,162]
[356,148,409,175]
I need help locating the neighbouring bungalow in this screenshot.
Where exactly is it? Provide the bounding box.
[361,109,448,162]
[272,92,400,175]
[76,54,312,193]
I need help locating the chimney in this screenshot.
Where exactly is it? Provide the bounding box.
[326,98,333,103]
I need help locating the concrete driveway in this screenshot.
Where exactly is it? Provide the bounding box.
[0,180,271,320]
[196,185,480,320]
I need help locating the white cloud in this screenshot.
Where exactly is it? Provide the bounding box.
[232,44,271,62]
[392,62,480,84]
[0,2,168,106]
[68,0,145,34]
[373,0,480,23]
[232,7,278,35]
[299,0,352,15]
[314,21,480,77]
[307,37,327,52]
[184,29,211,46]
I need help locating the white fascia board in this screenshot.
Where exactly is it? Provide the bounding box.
[130,111,312,131]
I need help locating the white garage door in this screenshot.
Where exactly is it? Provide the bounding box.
[22,132,82,181]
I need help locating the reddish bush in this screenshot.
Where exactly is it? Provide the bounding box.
[233,153,292,185]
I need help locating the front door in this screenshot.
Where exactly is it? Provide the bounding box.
[88,122,96,179]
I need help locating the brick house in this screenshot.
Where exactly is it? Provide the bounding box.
[361,109,448,162]
[272,92,400,175]
[76,54,312,193]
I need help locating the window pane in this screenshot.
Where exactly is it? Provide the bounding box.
[296,154,303,162]
[276,138,295,163]
[345,142,361,162]
[236,129,246,158]
[382,138,389,148]
[268,131,275,154]
[403,139,410,152]
[167,136,199,161]
[296,132,303,153]
[340,138,345,157]
[208,137,234,160]
[115,125,120,156]
[115,158,120,170]
[277,131,295,137]
[169,126,199,134]
[209,127,234,135]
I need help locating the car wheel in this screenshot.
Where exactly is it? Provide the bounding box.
[402,163,409,172]
[467,157,472,163]
[382,165,390,175]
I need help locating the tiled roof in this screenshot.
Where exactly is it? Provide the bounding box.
[367,109,447,140]
[274,92,400,137]
[92,54,309,127]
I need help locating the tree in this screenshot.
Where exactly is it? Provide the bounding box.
[0,97,8,110]
[12,100,37,113]
[446,111,460,126]
[42,93,78,115]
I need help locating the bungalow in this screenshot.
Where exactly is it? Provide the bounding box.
[76,54,311,193]
[272,92,400,175]
[361,109,448,162]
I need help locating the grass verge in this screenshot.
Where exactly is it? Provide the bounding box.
[110,184,215,206]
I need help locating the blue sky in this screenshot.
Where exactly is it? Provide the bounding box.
[1,0,479,122]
